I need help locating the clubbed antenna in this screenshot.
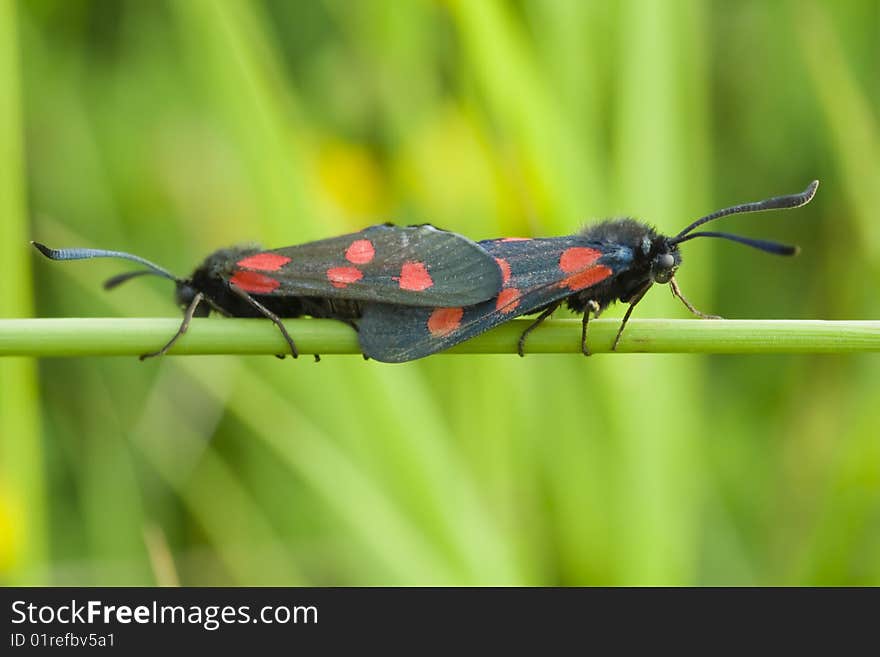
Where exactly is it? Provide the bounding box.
[668,180,818,255]
[31,242,181,287]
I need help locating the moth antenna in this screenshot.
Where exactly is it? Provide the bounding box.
[670,231,799,255]
[672,180,818,240]
[31,241,181,283]
[103,269,170,290]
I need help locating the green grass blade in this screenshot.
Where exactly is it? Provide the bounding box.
[0,0,46,584]
[798,1,880,256]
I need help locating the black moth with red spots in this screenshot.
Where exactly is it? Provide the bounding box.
[358,181,819,362]
[32,223,503,359]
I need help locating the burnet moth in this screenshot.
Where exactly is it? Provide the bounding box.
[358,181,819,362]
[32,224,503,360]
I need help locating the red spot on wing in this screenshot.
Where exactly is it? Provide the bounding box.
[427,307,464,337]
[326,266,364,288]
[561,265,613,291]
[394,261,433,291]
[230,270,281,294]
[345,239,375,264]
[495,258,511,285]
[495,287,521,313]
[236,253,291,272]
[559,247,602,273]
[557,247,612,290]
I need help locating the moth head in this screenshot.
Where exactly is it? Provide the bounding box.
[651,247,680,285]
[173,281,209,316]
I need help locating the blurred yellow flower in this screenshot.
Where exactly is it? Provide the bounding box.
[0,485,21,576]
[317,139,388,220]
[396,105,506,234]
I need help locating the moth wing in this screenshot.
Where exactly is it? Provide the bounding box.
[359,237,626,362]
[229,224,502,306]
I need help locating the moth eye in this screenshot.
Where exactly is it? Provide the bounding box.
[176,284,197,308]
[658,254,675,270]
[652,253,676,284]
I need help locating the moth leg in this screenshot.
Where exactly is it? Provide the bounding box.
[518,301,563,357]
[612,282,652,351]
[228,283,299,359]
[580,300,601,356]
[140,292,205,361]
[669,276,722,319]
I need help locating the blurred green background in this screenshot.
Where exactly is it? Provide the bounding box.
[1,0,878,585]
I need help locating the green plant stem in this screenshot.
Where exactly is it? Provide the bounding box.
[1,318,879,358]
